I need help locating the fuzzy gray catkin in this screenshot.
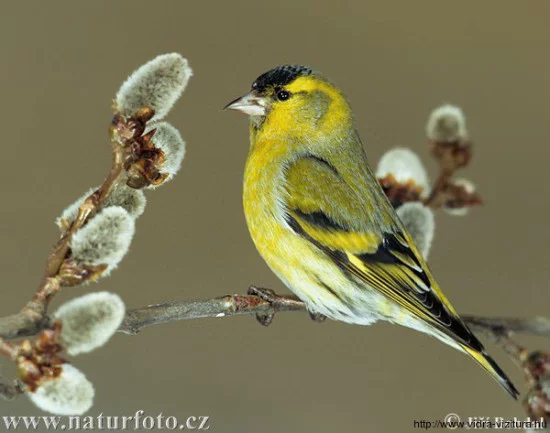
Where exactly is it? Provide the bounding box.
[396,202,435,259]
[376,147,430,195]
[69,206,135,276]
[54,292,125,356]
[26,364,94,415]
[426,104,468,143]
[145,122,186,186]
[116,53,192,121]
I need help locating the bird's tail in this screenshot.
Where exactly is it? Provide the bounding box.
[462,345,519,399]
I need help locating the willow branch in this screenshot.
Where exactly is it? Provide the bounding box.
[119,290,305,335]
[422,140,482,210]
[2,290,548,340]
[22,146,125,320]
[2,289,548,401]
[0,313,51,340]
[463,316,550,338]
[117,290,550,341]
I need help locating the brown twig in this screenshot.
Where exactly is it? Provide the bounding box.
[463,316,550,339]
[6,142,127,342]
[118,290,550,338]
[0,338,19,360]
[0,109,156,401]
[463,317,527,362]
[422,139,482,210]
[378,139,482,212]
[0,169,123,340]
[2,290,548,339]
[26,143,126,313]
[1,288,550,401]
[0,108,158,340]
[120,288,304,334]
[0,313,51,340]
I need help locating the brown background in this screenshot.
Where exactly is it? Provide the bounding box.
[1,1,549,432]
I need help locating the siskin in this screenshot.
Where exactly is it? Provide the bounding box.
[225,65,518,399]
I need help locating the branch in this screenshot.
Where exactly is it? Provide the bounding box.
[0,148,126,342]
[120,289,305,334]
[2,287,549,401]
[118,289,550,341]
[3,287,548,340]
[463,316,550,338]
[0,312,51,340]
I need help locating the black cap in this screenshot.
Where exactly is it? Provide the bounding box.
[252,65,313,92]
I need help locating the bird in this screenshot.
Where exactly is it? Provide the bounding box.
[225,65,519,399]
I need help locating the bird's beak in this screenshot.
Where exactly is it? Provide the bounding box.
[224,91,267,116]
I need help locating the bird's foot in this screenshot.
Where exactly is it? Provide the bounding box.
[247,286,278,303]
[247,286,278,326]
[308,311,327,323]
[247,286,324,326]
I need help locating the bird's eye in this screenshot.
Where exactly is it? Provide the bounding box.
[276,89,291,101]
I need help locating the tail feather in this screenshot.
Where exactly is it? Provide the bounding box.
[463,346,519,399]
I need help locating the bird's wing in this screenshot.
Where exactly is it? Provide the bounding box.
[283,152,519,399]
[283,154,477,347]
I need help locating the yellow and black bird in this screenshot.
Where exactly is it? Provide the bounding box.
[225,65,518,398]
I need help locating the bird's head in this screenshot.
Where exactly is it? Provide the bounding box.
[225,65,352,138]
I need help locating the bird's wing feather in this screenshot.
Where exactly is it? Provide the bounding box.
[284,154,480,349]
[284,154,383,254]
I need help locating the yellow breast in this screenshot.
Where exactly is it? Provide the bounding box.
[243,138,288,268]
[243,134,349,310]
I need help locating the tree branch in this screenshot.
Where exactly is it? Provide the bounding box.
[118,290,550,339]
[1,287,549,401]
[119,289,305,334]
[463,316,550,338]
[114,284,550,364]
[2,288,548,340]
[118,290,546,369]
[0,312,52,340]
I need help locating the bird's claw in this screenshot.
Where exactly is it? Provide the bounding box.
[247,286,277,303]
[255,311,276,327]
[308,311,327,323]
[247,286,311,326]
[247,286,277,326]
